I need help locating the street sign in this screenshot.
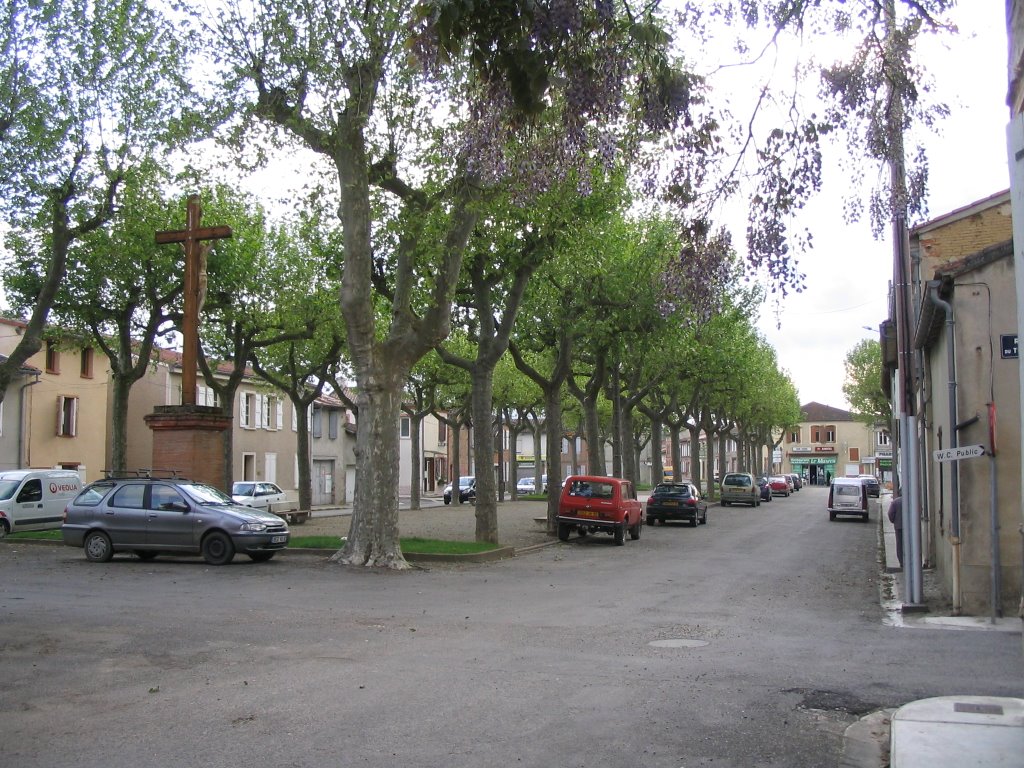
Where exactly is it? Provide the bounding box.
[933,445,987,462]
[1000,334,1018,359]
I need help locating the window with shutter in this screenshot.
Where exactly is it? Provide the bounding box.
[57,396,78,436]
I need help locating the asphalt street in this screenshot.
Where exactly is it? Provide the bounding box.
[1,486,1020,768]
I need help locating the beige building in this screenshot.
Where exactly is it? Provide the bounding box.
[0,318,106,480]
[906,191,1020,616]
[782,402,880,487]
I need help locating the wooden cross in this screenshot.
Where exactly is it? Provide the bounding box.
[156,195,232,407]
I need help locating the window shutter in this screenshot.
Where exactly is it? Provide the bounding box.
[239,394,247,427]
[69,397,78,437]
[56,396,65,436]
[276,400,283,431]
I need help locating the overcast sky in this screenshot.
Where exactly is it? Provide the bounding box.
[746,3,1010,410]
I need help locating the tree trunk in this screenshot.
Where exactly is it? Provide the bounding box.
[472,367,498,543]
[544,386,563,533]
[110,372,132,473]
[621,400,637,484]
[688,425,702,492]
[650,418,663,484]
[408,412,421,510]
[670,425,682,480]
[294,399,313,511]
[333,381,407,568]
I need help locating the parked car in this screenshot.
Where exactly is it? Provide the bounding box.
[720,472,759,508]
[231,481,288,511]
[647,481,709,525]
[787,473,802,491]
[756,476,773,502]
[556,475,642,545]
[768,476,791,497]
[516,477,535,494]
[443,476,476,504]
[858,474,881,498]
[62,475,290,564]
[0,468,82,538]
[828,477,869,521]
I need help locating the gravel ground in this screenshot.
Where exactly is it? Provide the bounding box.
[297,498,555,550]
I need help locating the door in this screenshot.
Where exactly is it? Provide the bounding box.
[313,460,334,506]
[264,453,278,484]
[104,483,150,547]
[13,479,46,526]
[146,483,195,550]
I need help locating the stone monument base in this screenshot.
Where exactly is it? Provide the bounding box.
[144,405,231,490]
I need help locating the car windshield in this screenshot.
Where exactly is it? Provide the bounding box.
[837,485,861,496]
[724,475,750,487]
[459,477,474,488]
[181,483,234,505]
[654,483,690,496]
[0,480,19,501]
[232,482,256,496]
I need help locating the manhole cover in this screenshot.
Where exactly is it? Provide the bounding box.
[649,639,709,649]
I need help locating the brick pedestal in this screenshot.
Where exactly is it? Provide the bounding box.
[144,405,231,491]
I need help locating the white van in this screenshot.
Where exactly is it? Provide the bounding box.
[0,469,83,537]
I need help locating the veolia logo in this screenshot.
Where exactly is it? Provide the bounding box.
[49,482,79,493]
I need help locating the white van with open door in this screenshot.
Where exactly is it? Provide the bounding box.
[0,469,83,537]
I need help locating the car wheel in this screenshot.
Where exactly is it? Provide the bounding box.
[248,552,275,562]
[689,515,698,527]
[614,523,625,545]
[578,527,588,538]
[134,550,158,561]
[722,500,729,507]
[557,522,570,542]
[646,515,655,526]
[829,511,837,521]
[0,519,9,539]
[201,531,235,565]
[700,509,707,525]
[862,512,869,522]
[84,531,113,563]
[444,497,451,505]
[630,519,641,540]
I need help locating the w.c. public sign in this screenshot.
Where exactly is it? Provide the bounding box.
[932,445,987,462]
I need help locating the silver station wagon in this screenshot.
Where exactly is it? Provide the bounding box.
[62,473,290,565]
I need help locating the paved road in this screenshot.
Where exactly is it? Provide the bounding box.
[2,487,1020,767]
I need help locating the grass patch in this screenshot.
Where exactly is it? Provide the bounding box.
[288,535,499,555]
[6,530,62,540]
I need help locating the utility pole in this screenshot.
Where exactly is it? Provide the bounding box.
[885,0,924,607]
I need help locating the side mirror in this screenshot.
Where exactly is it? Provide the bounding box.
[161,501,190,513]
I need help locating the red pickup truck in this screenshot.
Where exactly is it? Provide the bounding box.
[556,475,643,545]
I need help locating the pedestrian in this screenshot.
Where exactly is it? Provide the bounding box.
[887,495,903,569]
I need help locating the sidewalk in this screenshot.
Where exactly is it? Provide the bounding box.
[847,493,1024,767]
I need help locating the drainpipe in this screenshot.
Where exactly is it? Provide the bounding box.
[18,375,40,468]
[929,285,961,615]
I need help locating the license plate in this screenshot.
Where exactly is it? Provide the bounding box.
[578,510,598,518]
[663,500,678,506]
[271,535,287,544]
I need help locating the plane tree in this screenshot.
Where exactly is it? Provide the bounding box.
[0,0,196,405]
[4,164,183,473]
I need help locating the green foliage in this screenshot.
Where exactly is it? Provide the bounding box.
[842,338,891,426]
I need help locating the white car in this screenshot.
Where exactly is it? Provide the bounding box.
[516,477,536,493]
[231,482,288,511]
